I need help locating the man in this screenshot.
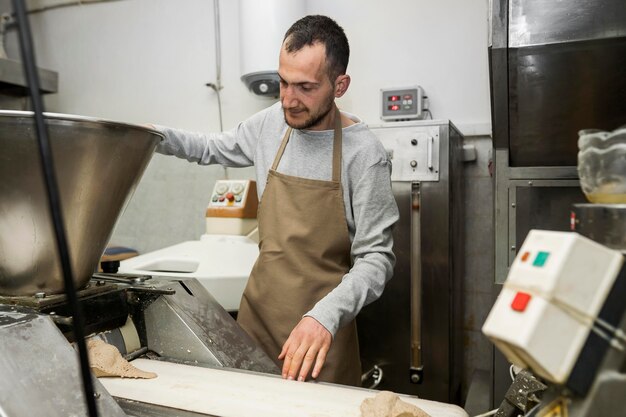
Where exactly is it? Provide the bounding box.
[155,15,399,386]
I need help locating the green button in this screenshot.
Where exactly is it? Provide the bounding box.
[533,251,550,267]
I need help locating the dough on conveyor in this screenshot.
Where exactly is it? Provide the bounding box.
[87,338,156,379]
[361,391,431,417]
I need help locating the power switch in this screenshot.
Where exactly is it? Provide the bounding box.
[533,251,550,267]
[511,292,532,312]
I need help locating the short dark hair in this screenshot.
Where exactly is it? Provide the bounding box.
[283,15,350,81]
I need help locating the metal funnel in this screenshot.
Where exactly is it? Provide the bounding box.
[0,111,162,296]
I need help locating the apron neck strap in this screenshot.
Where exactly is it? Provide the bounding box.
[331,107,342,182]
[271,107,343,182]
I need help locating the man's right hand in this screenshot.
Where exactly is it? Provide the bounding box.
[278,316,332,382]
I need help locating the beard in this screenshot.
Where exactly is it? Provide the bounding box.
[283,94,335,130]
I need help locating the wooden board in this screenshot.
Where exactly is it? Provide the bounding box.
[100,359,468,417]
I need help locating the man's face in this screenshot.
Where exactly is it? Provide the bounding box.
[278,42,336,130]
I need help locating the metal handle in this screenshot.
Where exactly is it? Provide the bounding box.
[427,136,434,171]
[92,272,152,284]
[361,365,384,389]
[410,183,423,380]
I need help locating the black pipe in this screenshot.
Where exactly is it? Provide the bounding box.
[10,1,99,416]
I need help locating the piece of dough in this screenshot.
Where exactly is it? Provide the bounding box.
[361,391,431,417]
[87,338,156,379]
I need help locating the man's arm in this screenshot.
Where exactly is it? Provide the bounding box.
[280,160,399,381]
[154,108,269,167]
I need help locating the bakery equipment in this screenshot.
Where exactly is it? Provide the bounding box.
[483,230,624,389]
[0,112,278,416]
[0,111,159,296]
[0,273,469,417]
[102,358,468,417]
[483,229,626,417]
[380,86,425,121]
[119,179,260,312]
[0,112,279,415]
[482,124,626,417]
[489,0,626,406]
[0,276,281,416]
[360,120,464,402]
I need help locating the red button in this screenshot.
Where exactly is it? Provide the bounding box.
[511,292,531,312]
[521,252,530,262]
[218,196,225,202]
[225,192,235,202]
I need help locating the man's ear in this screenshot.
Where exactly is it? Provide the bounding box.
[334,74,351,98]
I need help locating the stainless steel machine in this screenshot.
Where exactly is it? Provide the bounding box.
[483,175,626,417]
[484,42,626,412]
[0,111,470,417]
[489,0,626,406]
[359,120,464,403]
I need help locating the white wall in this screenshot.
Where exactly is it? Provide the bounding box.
[312,0,491,134]
[5,0,490,253]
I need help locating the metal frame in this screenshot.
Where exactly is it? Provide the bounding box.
[494,149,579,284]
[493,148,581,405]
[0,57,58,95]
[506,179,581,266]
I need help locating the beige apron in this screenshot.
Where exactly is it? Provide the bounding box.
[237,108,361,386]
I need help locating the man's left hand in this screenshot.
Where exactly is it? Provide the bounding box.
[278,316,331,382]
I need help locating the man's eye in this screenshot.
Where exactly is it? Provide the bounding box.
[300,85,313,92]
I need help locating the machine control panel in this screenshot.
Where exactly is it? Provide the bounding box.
[211,180,248,205]
[381,86,424,121]
[369,123,441,182]
[207,180,258,218]
[482,230,624,387]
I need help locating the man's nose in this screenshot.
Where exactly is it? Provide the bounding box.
[281,85,298,108]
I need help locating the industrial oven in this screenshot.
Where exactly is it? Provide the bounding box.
[358,120,464,403]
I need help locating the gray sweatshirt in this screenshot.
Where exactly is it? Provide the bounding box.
[155,102,399,337]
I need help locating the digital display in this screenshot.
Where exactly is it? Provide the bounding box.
[381,87,422,120]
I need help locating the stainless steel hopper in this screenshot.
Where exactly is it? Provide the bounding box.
[0,111,162,295]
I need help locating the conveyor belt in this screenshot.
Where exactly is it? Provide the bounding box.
[100,359,468,417]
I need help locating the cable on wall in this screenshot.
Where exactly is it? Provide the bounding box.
[205,0,228,179]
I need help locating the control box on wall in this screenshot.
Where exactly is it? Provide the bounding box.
[381,86,425,121]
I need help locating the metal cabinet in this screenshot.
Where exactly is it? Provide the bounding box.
[488,0,626,407]
[359,120,464,403]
